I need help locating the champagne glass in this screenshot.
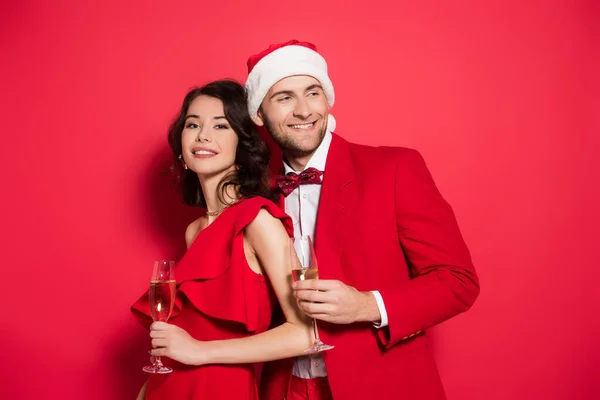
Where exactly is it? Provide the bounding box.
[290,236,334,354]
[143,260,176,374]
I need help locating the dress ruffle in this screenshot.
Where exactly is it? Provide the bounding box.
[131,197,293,332]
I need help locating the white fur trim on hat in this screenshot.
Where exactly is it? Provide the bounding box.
[245,45,335,124]
[326,114,336,132]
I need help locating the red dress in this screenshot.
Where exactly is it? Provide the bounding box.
[131,197,293,400]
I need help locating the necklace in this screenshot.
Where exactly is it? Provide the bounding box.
[206,206,228,217]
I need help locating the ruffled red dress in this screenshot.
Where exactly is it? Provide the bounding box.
[131,197,292,399]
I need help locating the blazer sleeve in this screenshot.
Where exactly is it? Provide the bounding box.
[376,148,480,348]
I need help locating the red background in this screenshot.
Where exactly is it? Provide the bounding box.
[1,1,598,399]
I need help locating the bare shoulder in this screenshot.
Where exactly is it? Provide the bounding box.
[246,208,285,234]
[245,208,288,248]
[185,216,207,249]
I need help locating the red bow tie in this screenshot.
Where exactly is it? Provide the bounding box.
[275,167,324,196]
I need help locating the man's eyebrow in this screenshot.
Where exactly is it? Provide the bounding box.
[269,90,294,100]
[305,84,323,92]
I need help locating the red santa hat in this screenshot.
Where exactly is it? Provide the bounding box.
[245,40,336,131]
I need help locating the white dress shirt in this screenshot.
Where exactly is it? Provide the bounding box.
[285,130,389,379]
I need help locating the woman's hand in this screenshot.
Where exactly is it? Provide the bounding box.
[149,322,209,366]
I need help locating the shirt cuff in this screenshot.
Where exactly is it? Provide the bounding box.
[370,290,388,329]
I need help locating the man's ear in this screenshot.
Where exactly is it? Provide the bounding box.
[252,108,265,127]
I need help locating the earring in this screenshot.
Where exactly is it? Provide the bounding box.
[178,154,188,170]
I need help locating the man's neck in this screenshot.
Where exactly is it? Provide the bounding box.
[282,130,333,173]
[284,152,314,172]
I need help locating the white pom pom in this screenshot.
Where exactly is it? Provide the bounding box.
[327,114,336,132]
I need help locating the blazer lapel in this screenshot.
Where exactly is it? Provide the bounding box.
[314,133,356,281]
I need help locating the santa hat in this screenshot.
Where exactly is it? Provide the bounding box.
[245,40,336,132]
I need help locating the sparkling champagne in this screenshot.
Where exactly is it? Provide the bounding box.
[149,280,175,321]
[292,268,319,282]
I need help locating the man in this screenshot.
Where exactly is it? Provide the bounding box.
[245,40,479,400]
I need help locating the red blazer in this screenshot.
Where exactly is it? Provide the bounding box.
[261,133,480,400]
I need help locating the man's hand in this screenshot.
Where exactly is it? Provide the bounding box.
[149,322,208,365]
[293,279,381,324]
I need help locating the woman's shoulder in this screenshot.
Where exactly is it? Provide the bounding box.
[236,196,292,237]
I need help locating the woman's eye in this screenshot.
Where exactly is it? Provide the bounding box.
[185,122,199,129]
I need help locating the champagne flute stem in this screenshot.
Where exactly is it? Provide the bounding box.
[155,355,164,367]
[312,318,322,343]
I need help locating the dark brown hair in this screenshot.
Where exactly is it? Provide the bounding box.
[168,80,275,207]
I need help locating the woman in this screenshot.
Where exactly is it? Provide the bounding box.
[131,80,313,399]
